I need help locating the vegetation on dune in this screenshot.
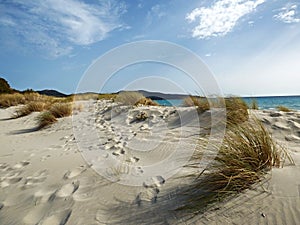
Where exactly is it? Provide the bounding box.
[225,97,249,125]
[277,105,292,112]
[183,95,249,125]
[36,111,58,129]
[115,91,158,106]
[251,99,259,110]
[14,102,49,118]
[0,93,26,107]
[176,118,291,216]
[49,103,73,118]
[182,96,210,112]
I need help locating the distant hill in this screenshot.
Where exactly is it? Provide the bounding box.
[37,89,68,97]
[0,78,14,94]
[137,90,189,100]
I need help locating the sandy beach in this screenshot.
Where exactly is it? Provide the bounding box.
[0,100,299,225]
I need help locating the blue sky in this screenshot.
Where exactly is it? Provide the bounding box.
[0,0,300,96]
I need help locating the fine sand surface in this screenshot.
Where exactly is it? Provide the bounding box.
[0,101,299,224]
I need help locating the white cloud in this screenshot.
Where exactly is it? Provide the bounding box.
[0,0,126,57]
[274,4,300,23]
[186,0,265,39]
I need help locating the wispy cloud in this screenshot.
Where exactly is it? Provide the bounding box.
[146,4,166,26]
[0,0,126,57]
[186,0,265,39]
[274,4,300,24]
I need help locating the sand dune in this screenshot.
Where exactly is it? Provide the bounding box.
[0,102,299,224]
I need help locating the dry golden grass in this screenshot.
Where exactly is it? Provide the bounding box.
[225,97,249,125]
[115,91,145,105]
[135,97,159,106]
[176,118,291,215]
[49,103,72,118]
[182,96,210,112]
[0,93,26,107]
[97,93,117,100]
[183,96,249,124]
[115,91,158,106]
[251,99,259,110]
[13,102,49,118]
[277,105,292,112]
[36,112,57,129]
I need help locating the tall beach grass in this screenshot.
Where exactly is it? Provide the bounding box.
[175,117,292,216]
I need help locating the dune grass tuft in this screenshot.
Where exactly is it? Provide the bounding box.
[36,112,58,129]
[225,97,249,125]
[182,96,210,112]
[115,91,158,106]
[277,105,292,112]
[183,96,249,124]
[176,118,290,215]
[14,102,49,118]
[49,103,73,118]
[251,99,259,110]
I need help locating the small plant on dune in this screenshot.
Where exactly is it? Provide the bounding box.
[97,93,117,101]
[225,97,249,125]
[135,97,159,106]
[182,96,210,112]
[277,105,292,112]
[176,118,291,216]
[49,103,73,118]
[251,99,259,110]
[13,102,49,118]
[115,91,158,106]
[36,111,57,129]
[115,91,145,105]
[183,96,248,125]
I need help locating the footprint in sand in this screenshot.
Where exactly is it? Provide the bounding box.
[34,187,58,204]
[0,163,9,171]
[56,181,80,198]
[63,165,87,179]
[136,176,166,204]
[24,170,48,187]
[13,161,30,169]
[39,209,72,225]
[23,204,50,225]
[1,169,23,188]
[1,177,22,188]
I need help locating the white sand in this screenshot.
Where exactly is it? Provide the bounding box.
[0,102,299,224]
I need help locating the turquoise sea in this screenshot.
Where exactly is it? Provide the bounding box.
[155,96,300,111]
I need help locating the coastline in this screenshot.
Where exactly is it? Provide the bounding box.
[0,101,299,224]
